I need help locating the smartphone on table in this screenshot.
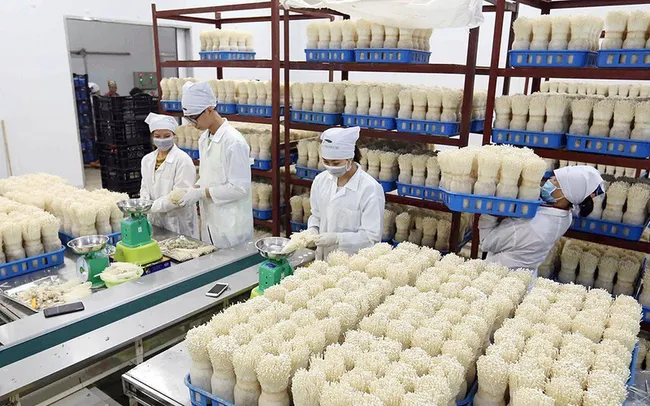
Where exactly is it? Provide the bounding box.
[206,282,229,298]
[43,302,85,318]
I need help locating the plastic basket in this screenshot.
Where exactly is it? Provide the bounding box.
[0,247,66,282]
[509,50,597,67]
[628,342,640,387]
[199,51,256,61]
[180,148,200,160]
[290,110,342,126]
[378,180,397,193]
[100,267,143,288]
[296,166,323,180]
[97,121,150,146]
[342,114,396,130]
[184,374,234,406]
[95,96,157,121]
[101,167,142,183]
[305,48,355,62]
[492,128,565,149]
[59,231,122,248]
[291,221,308,233]
[597,49,650,68]
[217,103,237,115]
[470,119,485,133]
[395,118,460,136]
[253,206,285,220]
[440,189,543,218]
[237,104,284,118]
[251,153,297,171]
[99,144,150,168]
[354,48,431,64]
[566,134,650,159]
[396,182,444,202]
[161,100,182,111]
[570,216,649,241]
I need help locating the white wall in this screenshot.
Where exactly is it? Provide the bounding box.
[2,1,650,185]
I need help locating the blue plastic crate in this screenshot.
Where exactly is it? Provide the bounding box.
[251,153,297,171]
[395,118,460,136]
[643,306,650,323]
[253,206,285,220]
[161,100,182,111]
[570,216,649,241]
[0,246,66,282]
[629,342,639,387]
[342,114,396,130]
[237,104,284,118]
[354,48,431,64]
[566,134,650,159]
[457,379,478,406]
[59,231,122,247]
[184,374,233,406]
[396,182,444,202]
[471,119,485,133]
[597,49,650,68]
[181,148,200,160]
[296,166,323,180]
[492,128,565,149]
[305,48,355,62]
[291,221,308,233]
[378,179,397,193]
[216,103,237,115]
[199,51,256,61]
[440,189,542,218]
[290,109,342,126]
[509,50,597,67]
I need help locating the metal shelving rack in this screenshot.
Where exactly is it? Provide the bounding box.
[481,0,650,256]
[151,2,341,236]
[280,2,517,252]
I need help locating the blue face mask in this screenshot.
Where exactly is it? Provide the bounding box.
[541,180,560,203]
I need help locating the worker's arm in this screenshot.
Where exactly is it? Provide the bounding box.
[337,185,385,251]
[206,141,251,206]
[306,178,321,234]
[478,214,517,253]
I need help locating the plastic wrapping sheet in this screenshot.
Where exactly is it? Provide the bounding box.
[281,0,484,29]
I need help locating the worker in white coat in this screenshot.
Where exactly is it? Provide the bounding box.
[140,113,197,237]
[307,126,385,260]
[479,165,604,283]
[177,81,253,248]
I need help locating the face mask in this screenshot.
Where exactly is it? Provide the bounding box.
[324,161,351,177]
[541,180,563,203]
[153,137,174,151]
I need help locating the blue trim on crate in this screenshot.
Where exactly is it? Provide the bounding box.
[440,188,543,218]
[570,216,650,241]
[198,51,256,61]
[378,180,397,193]
[566,134,650,159]
[251,153,297,171]
[180,148,200,160]
[296,166,323,180]
[185,373,234,406]
[290,109,342,125]
[342,114,396,130]
[492,128,565,149]
[629,342,639,387]
[59,231,122,248]
[457,379,478,406]
[0,247,66,282]
[354,48,431,64]
[253,206,285,220]
[290,221,308,232]
[470,119,485,133]
[396,182,444,202]
[395,118,460,136]
[237,104,284,118]
[161,100,182,112]
[598,49,650,68]
[305,48,355,62]
[216,103,237,115]
[509,50,597,67]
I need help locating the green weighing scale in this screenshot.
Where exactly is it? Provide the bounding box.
[251,237,294,298]
[68,235,114,288]
[113,199,163,266]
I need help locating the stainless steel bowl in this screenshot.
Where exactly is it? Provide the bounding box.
[117,199,154,214]
[67,235,109,254]
[255,237,291,260]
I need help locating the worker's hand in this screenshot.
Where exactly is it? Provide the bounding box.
[315,233,338,248]
[178,187,206,207]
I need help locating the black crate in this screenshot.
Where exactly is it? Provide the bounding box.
[97,121,150,145]
[101,167,142,182]
[98,143,149,168]
[95,95,158,121]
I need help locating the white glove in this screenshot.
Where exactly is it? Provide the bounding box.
[315,233,338,248]
[178,187,206,207]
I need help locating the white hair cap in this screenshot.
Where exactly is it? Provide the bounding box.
[181,81,216,116]
[554,166,604,206]
[320,126,360,160]
[144,113,178,133]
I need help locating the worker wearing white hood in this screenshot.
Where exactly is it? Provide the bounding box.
[177,81,253,248]
[140,113,197,238]
[307,126,385,260]
[479,165,604,283]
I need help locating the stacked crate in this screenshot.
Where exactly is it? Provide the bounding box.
[94,95,158,196]
[73,74,95,164]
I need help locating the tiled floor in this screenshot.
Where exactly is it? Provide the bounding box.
[84,167,102,191]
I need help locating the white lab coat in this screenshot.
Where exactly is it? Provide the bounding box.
[140,145,198,237]
[307,165,385,260]
[197,119,253,248]
[478,206,572,280]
